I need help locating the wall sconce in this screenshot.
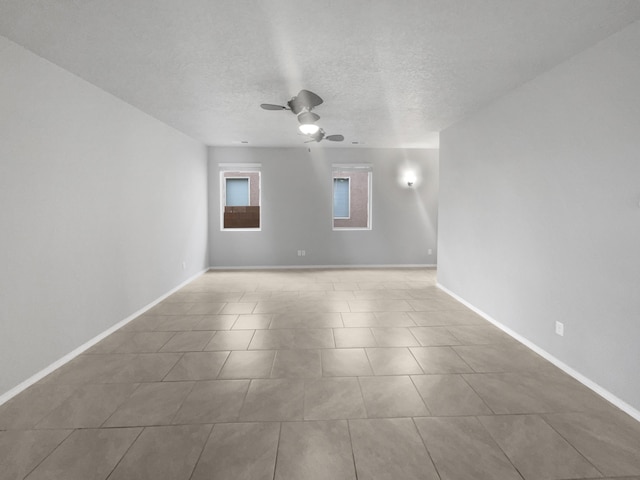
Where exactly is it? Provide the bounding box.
[405,172,417,187]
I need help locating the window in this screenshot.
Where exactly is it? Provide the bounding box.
[225,178,250,206]
[220,164,261,230]
[333,178,350,219]
[332,165,372,230]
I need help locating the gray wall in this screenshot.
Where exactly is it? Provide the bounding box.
[209,147,438,267]
[438,22,640,411]
[0,36,209,396]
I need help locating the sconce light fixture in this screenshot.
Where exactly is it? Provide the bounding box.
[405,172,417,187]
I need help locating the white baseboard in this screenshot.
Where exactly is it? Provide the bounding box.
[437,282,640,423]
[209,264,437,270]
[0,269,208,407]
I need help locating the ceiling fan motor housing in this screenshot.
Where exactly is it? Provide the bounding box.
[288,89,323,114]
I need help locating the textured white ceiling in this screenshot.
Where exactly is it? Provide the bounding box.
[1,1,640,148]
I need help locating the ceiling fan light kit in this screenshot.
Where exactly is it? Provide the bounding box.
[260,90,344,143]
[299,123,320,135]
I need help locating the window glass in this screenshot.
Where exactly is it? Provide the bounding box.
[226,178,249,206]
[333,178,350,219]
[332,165,372,230]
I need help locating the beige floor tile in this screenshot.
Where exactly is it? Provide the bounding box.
[153,315,204,331]
[270,312,343,329]
[446,325,514,345]
[371,327,420,347]
[463,369,612,414]
[40,354,135,385]
[544,410,640,477]
[409,297,469,311]
[149,302,196,315]
[409,326,461,346]
[103,382,194,427]
[112,332,175,353]
[249,329,334,350]
[333,327,377,347]
[254,300,348,313]
[35,383,139,429]
[359,376,428,417]
[0,430,71,480]
[411,374,492,416]
[0,384,77,430]
[479,414,601,480]
[453,343,554,372]
[349,418,439,480]
[187,302,226,315]
[240,292,274,302]
[191,422,279,480]
[108,425,211,480]
[410,346,474,374]
[24,427,141,480]
[84,331,131,354]
[172,379,249,424]
[373,311,416,327]
[304,377,367,420]
[108,353,182,383]
[354,289,415,300]
[163,351,229,381]
[118,314,167,332]
[192,314,237,330]
[219,302,257,314]
[366,347,423,375]
[415,416,522,480]
[231,314,272,329]
[341,312,379,327]
[326,290,356,300]
[322,348,373,376]
[275,420,356,480]
[218,350,275,379]
[348,300,413,312]
[239,379,304,421]
[409,310,487,326]
[159,331,215,352]
[271,349,322,378]
[203,330,254,351]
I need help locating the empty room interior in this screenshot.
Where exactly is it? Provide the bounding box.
[1,1,640,479]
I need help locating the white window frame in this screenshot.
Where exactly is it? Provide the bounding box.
[219,163,261,232]
[333,177,351,220]
[332,164,372,231]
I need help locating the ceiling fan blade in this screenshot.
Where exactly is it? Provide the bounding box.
[260,103,287,110]
[326,134,344,142]
[297,90,323,108]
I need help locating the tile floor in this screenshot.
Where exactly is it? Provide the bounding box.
[1,268,640,480]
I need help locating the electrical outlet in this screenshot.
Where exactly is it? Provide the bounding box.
[301,250,306,256]
[182,261,186,270]
[555,321,564,337]
[428,248,433,255]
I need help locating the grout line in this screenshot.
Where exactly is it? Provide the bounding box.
[346,419,360,479]
[104,425,147,479]
[540,415,606,478]
[411,417,443,480]
[186,423,216,480]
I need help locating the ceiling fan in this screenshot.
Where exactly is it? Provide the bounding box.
[305,129,344,143]
[260,89,344,142]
